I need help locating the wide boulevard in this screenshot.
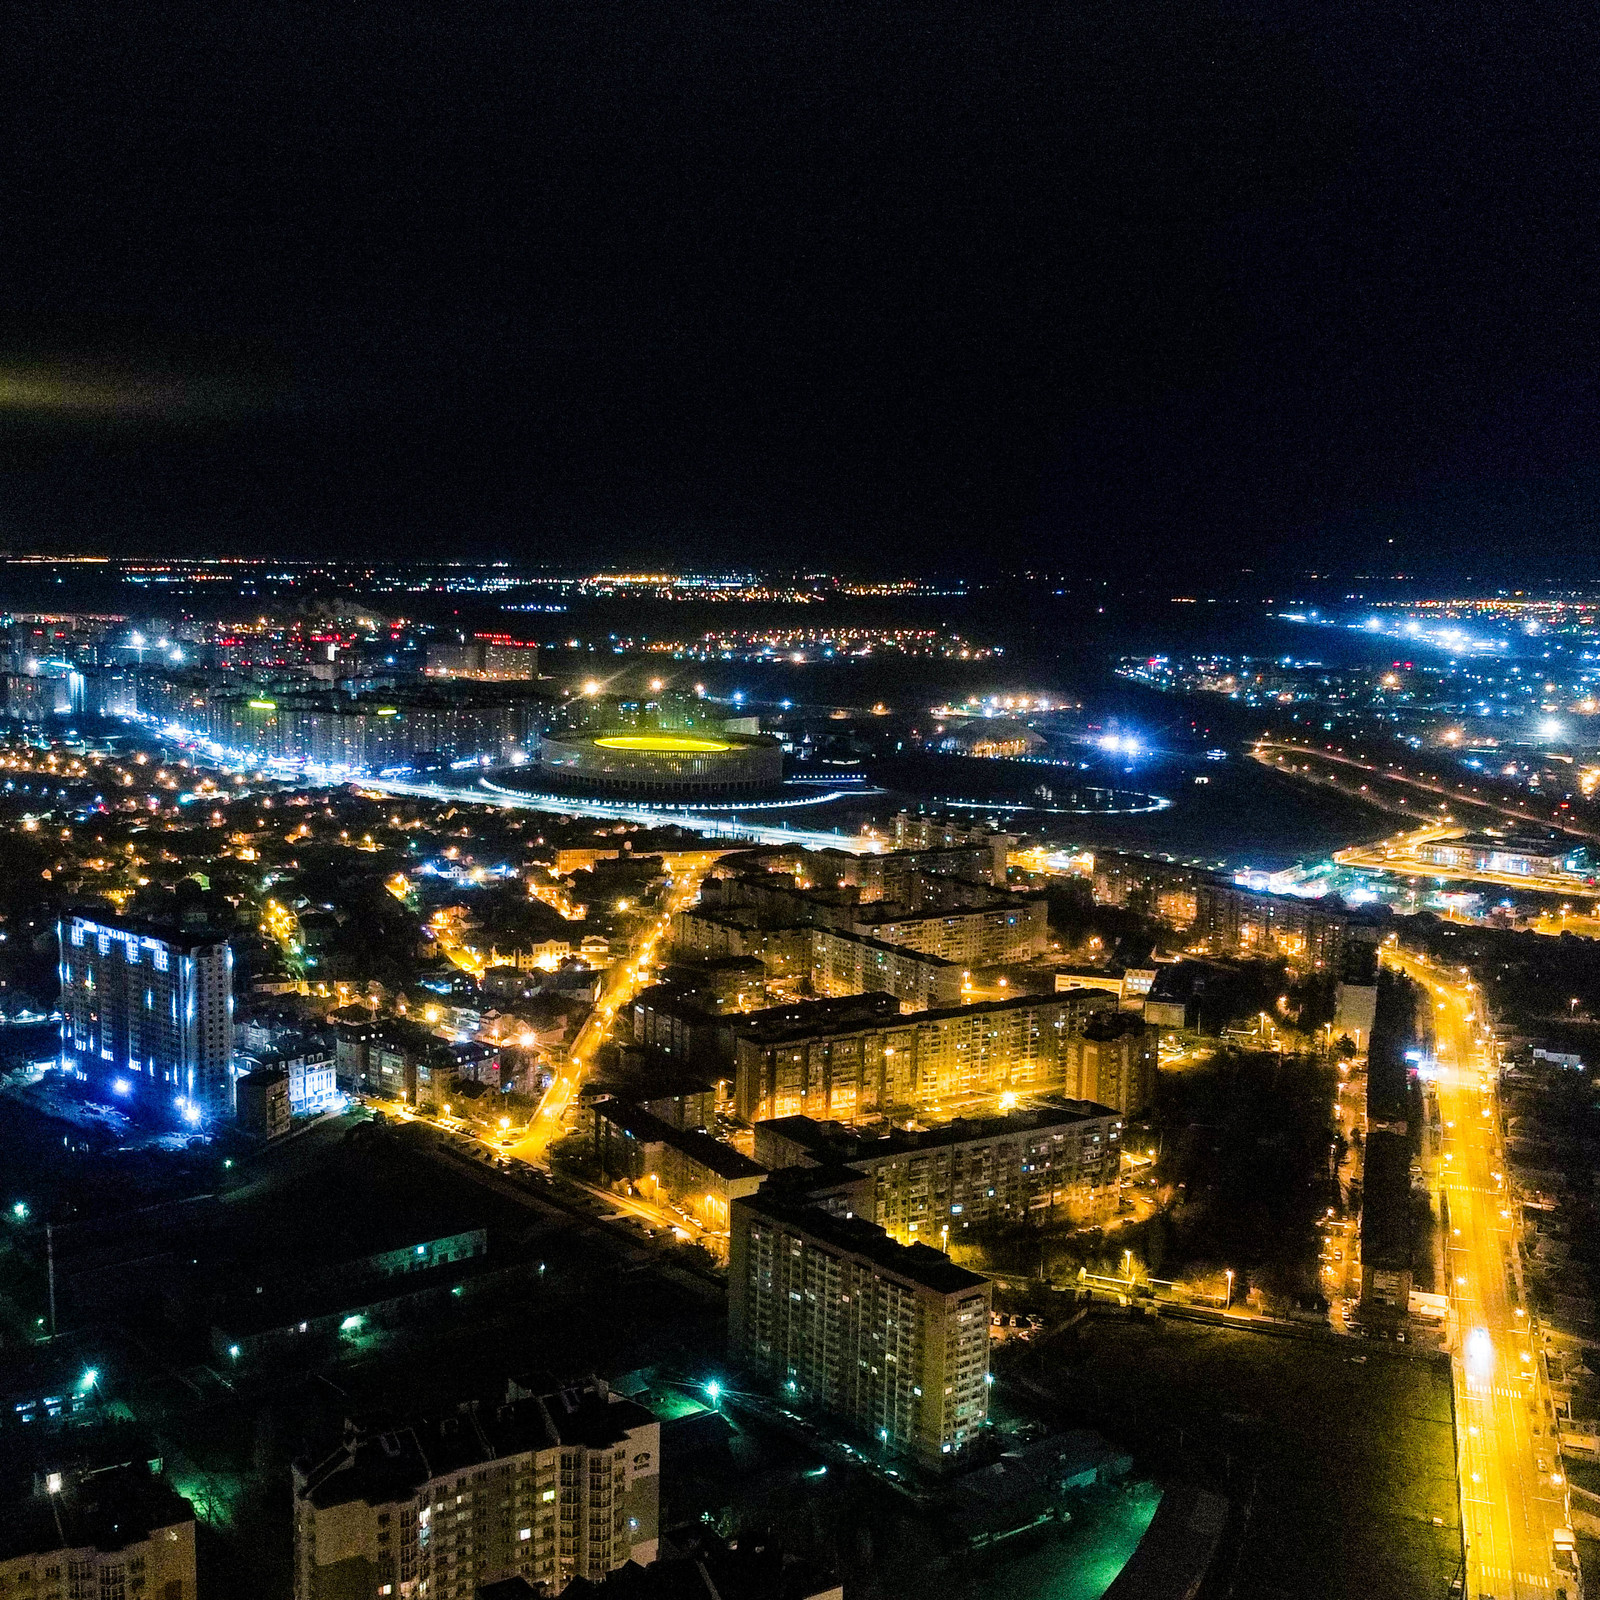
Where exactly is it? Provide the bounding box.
[1387,949,1565,1598]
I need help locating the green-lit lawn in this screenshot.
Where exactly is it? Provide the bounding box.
[939,1484,1163,1600]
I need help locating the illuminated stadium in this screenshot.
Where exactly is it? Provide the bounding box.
[537,728,785,796]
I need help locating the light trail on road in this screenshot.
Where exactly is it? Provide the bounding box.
[1255,741,1599,841]
[1386,949,1566,1599]
[354,774,887,853]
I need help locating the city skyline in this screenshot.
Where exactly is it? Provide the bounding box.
[1,7,1595,1599]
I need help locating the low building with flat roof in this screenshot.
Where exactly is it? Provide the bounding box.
[594,1099,767,1232]
[1359,1129,1414,1328]
[207,1228,489,1361]
[1098,1483,1229,1600]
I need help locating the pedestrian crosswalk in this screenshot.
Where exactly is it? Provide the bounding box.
[1474,1567,1551,1592]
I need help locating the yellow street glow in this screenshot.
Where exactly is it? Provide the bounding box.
[593,734,733,753]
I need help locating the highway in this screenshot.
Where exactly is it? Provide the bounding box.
[1335,824,1599,901]
[1254,740,1599,840]
[1386,949,1566,1599]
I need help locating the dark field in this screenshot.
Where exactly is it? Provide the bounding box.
[1017,1313,1462,1600]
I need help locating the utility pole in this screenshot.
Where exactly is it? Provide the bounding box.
[46,1222,57,1340]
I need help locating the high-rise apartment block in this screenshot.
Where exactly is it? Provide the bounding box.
[1,1462,197,1600]
[293,1378,659,1600]
[729,1190,991,1467]
[754,1099,1125,1236]
[424,636,541,680]
[205,688,542,771]
[1062,1012,1158,1117]
[59,912,234,1116]
[731,989,1116,1123]
[848,896,1048,967]
[1193,880,1382,978]
[890,812,1014,883]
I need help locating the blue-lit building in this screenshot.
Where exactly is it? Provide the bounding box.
[58,912,235,1119]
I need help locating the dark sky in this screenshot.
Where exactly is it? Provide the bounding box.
[1,1,1598,579]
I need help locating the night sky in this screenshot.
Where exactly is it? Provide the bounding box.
[1,1,1598,578]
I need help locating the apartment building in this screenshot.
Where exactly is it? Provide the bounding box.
[424,637,541,681]
[239,1047,339,1116]
[851,895,1048,967]
[292,1378,658,1599]
[729,1190,991,1467]
[594,1099,768,1232]
[1192,881,1382,978]
[807,927,964,1010]
[58,911,234,1117]
[754,1100,1124,1235]
[668,909,811,983]
[1,1462,196,1600]
[331,1017,461,1106]
[732,989,1116,1123]
[673,912,960,1009]
[890,812,1014,882]
[1061,1012,1158,1118]
[205,686,544,770]
[632,987,904,1082]
[1089,849,1203,926]
[628,984,735,1070]
[802,840,1009,898]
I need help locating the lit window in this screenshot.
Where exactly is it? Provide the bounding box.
[519,1528,532,1541]
[541,1489,556,1502]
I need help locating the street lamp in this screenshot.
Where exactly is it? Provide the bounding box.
[1224,1269,1235,1310]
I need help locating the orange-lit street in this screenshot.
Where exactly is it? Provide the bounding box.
[1387,949,1567,1598]
[511,861,714,1162]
